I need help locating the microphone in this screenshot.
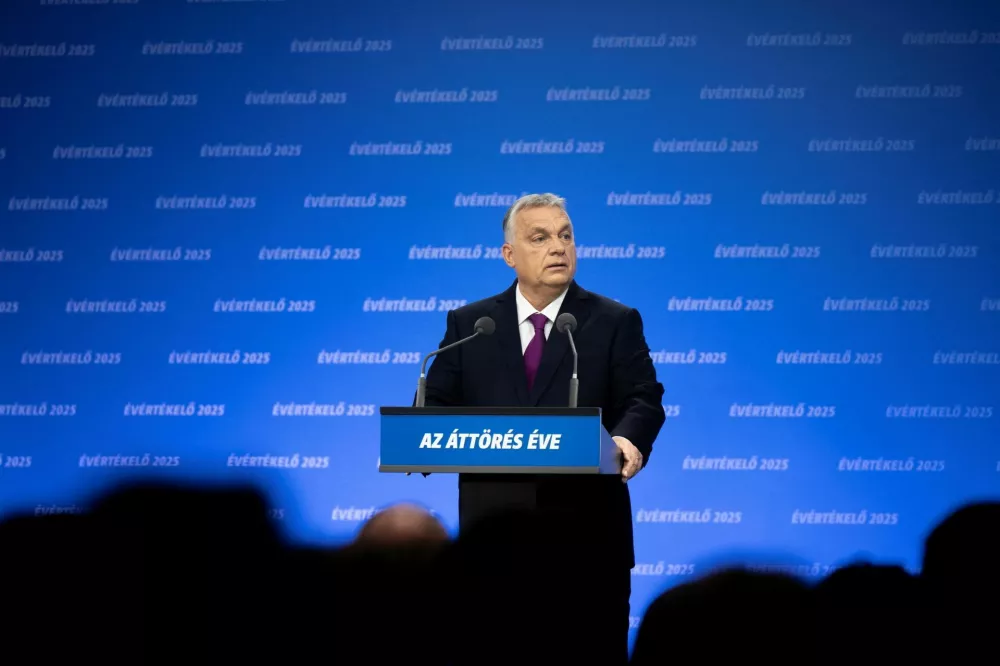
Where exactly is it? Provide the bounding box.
[414,316,495,407]
[555,313,579,408]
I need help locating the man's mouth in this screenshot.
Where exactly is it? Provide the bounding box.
[547,262,568,269]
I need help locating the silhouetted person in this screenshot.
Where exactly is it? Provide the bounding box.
[353,503,449,548]
[0,509,142,663]
[630,569,814,664]
[307,503,452,663]
[90,482,288,664]
[814,563,924,661]
[923,501,1000,601]
[921,501,1000,656]
[815,562,921,607]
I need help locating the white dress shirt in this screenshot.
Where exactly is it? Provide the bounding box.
[514,283,568,354]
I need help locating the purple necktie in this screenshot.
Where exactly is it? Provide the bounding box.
[524,312,548,391]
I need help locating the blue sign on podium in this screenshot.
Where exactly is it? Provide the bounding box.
[378,407,621,475]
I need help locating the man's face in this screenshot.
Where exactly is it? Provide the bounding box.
[502,206,576,290]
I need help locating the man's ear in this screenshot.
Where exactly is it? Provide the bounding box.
[501,243,515,268]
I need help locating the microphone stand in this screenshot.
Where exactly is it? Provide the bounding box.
[565,327,578,408]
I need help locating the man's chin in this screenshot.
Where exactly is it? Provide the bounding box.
[542,270,573,285]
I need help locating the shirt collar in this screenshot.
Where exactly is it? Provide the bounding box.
[515,282,568,325]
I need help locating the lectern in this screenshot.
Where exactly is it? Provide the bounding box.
[378,406,621,475]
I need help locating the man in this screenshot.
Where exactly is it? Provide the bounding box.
[353,503,449,548]
[422,192,665,661]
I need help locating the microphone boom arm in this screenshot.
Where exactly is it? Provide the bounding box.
[414,331,481,408]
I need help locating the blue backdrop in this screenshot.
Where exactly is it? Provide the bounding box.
[2,0,999,640]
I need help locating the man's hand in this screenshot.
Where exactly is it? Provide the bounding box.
[613,436,643,483]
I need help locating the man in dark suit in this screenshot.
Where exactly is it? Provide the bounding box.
[422,192,665,662]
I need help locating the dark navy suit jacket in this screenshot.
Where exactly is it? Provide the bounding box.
[423,279,665,568]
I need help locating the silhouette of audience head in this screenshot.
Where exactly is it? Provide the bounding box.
[354,502,449,548]
[920,500,1000,656]
[630,568,813,663]
[923,501,1000,591]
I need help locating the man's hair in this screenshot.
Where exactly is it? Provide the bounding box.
[502,193,571,244]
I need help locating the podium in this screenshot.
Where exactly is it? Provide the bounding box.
[378,407,621,475]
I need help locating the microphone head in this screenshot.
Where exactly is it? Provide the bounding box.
[555,312,577,333]
[474,316,496,336]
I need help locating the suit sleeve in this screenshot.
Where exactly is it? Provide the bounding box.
[418,308,464,407]
[608,307,665,465]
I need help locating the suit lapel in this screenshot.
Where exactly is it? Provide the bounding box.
[491,281,530,406]
[527,281,591,406]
